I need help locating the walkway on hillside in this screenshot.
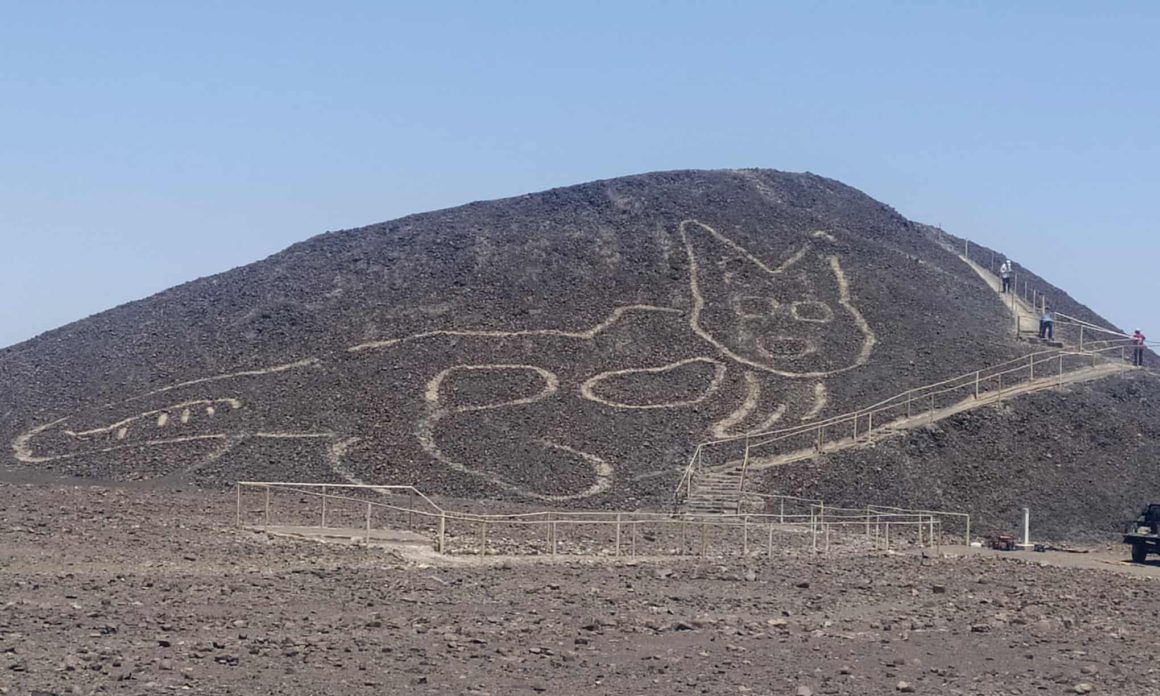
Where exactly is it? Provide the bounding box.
[680,241,1144,515]
[957,251,1042,332]
[682,360,1128,514]
[746,361,1123,471]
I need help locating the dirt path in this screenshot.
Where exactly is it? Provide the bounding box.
[745,361,1125,471]
[956,250,1042,331]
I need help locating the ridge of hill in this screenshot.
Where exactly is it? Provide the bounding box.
[0,169,1152,536]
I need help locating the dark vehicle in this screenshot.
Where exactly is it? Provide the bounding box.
[1123,504,1160,563]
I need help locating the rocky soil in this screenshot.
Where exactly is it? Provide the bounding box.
[3,482,1159,695]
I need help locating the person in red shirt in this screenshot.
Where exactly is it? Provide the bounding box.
[1132,329,1146,366]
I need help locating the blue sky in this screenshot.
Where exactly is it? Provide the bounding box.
[1,1,1157,348]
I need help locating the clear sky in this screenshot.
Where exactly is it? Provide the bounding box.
[1,1,1157,349]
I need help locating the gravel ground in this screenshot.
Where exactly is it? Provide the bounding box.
[3,482,1159,695]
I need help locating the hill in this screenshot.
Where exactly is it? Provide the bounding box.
[0,169,1152,535]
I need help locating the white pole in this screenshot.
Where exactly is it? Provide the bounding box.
[1023,507,1030,548]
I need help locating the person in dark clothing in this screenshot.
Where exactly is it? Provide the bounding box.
[1132,329,1147,366]
[1039,309,1055,340]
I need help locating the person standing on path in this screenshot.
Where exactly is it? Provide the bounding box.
[1039,308,1055,340]
[1000,259,1012,293]
[1132,329,1147,366]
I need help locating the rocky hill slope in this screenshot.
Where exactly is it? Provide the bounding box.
[0,169,1152,533]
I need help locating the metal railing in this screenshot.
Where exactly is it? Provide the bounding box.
[676,341,1143,508]
[234,482,959,558]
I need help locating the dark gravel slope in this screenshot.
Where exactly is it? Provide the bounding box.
[0,168,1147,528]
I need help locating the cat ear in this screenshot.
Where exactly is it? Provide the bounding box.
[680,220,810,284]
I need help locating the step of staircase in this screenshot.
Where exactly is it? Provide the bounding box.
[682,466,746,515]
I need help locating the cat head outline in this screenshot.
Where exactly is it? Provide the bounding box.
[680,220,876,378]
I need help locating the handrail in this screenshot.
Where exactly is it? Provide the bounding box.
[706,343,1123,450]
[238,481,960,556]
[236,481,446,514]
[746,346,1120,453]
[677,340,1138,505]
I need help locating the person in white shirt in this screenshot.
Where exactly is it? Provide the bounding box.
[999,259,1012,293]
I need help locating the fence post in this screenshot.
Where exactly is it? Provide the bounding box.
[438,512,446,553]
[700,520,708,558]
[546,512,554,554]
[551,518,557,558]
[365,501,371,546]
[965,516,971,547]
[739,436,751,496]
[867,411,874,442]
[779,498,785,525]
[1079,326,1084,351]
[631,520,638,558]
[742,515,749,557]
[928,394,935,422]
[235,483,241,528]
[974,371,980,398]
[929,516,935,548]
[1058,354,1063,387]
[852,414,858,442]
[615,513,622,556]
[408,490,415,530]
[264,486,271,528]
[885,522,890,551]
[865,507,871,538]
[1029,354,1034,380]
[320,486,327,528]
[811,510,817,551]
[767,523,774,556]
[480,520,488,556]
[907,391,912,418]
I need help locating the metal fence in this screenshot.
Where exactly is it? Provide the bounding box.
[235,482,955,558]
[676,341,1139,508]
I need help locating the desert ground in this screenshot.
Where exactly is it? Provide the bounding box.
[3,482,1158,696]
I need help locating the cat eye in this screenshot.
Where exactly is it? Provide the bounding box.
[789,300,834,323]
